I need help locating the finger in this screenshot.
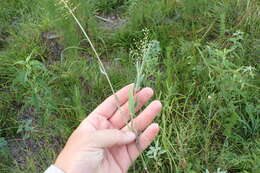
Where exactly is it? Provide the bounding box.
[109,87,154,129]
[86,129,136,148]
[122,100,162,131]
[127,123,160,161]
[91,84,134,119]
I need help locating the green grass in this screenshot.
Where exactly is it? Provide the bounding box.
[0,0,259,172]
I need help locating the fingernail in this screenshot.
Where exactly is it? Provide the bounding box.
[125,131,136,141]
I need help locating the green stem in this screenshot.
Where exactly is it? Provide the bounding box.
[60,0,131,129]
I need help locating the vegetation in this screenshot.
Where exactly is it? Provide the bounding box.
[0,0,259,172]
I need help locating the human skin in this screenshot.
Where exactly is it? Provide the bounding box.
[55,84,162,173]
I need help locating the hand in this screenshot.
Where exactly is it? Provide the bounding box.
[55,84,162,173]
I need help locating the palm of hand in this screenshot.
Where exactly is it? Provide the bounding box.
[55,84,162,173]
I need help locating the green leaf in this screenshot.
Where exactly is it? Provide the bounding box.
[30,60,46,71]
[0,137,7,148]
[15,71,29,84]
[14,60,26,65]
[31,93,40,111]
[128,88,135,116]
[223,112,239,137]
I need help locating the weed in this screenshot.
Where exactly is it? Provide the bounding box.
[57,1,162,171]
[146,140,166,163]
[205,168,227,173]
[17,120,34,140]
[0,137,7,148]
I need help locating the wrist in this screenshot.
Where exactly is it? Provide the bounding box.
[45,165,65,173]
[54,151,69,173]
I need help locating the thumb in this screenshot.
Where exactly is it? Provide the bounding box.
[86,129,136,148]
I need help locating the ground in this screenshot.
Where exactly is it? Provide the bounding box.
[0,0,259,173]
